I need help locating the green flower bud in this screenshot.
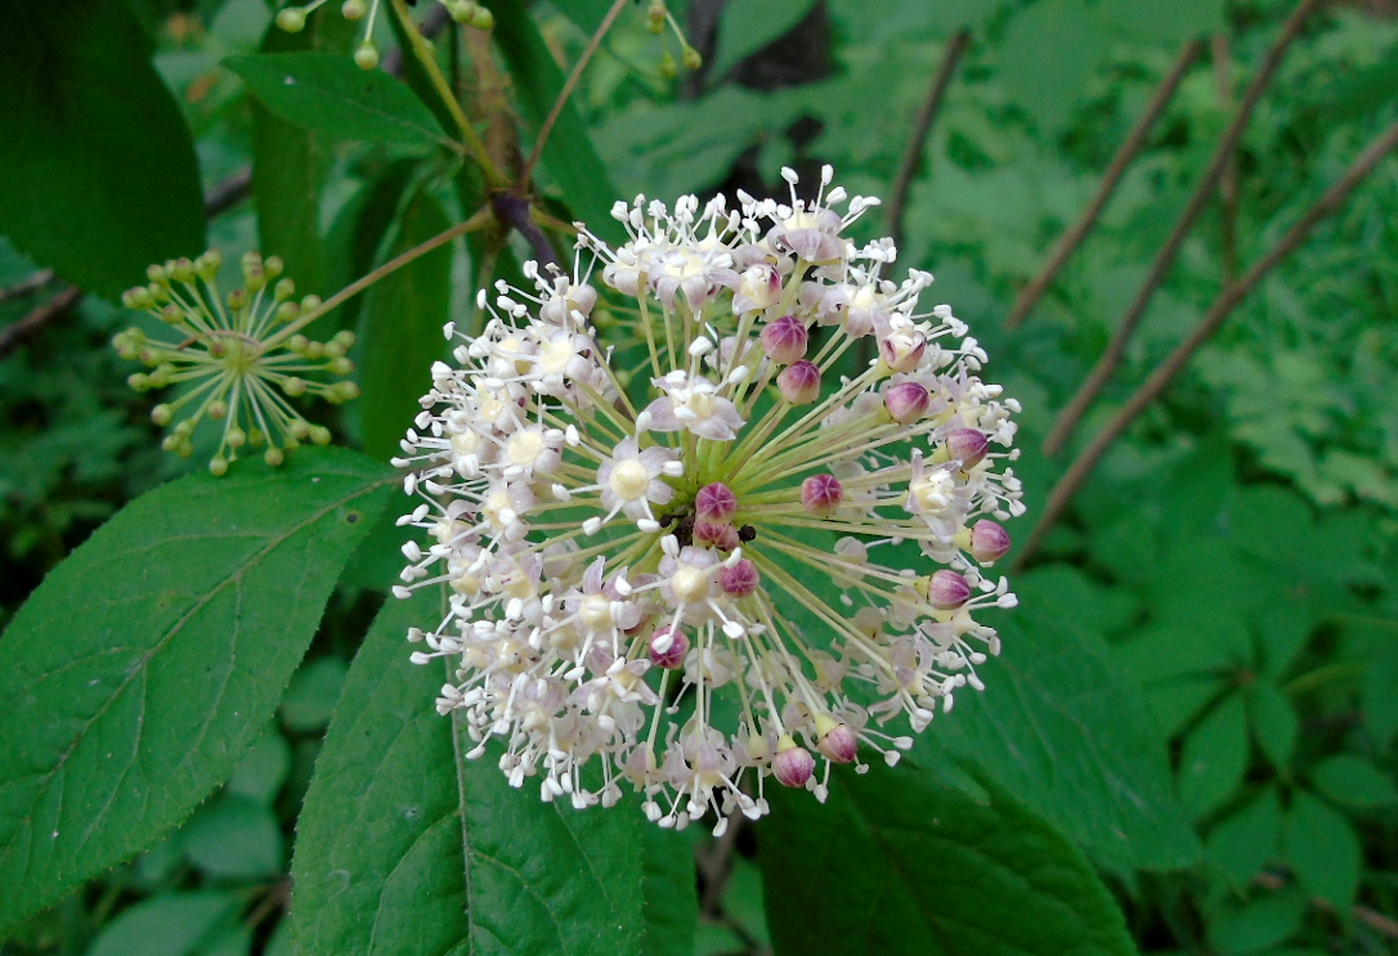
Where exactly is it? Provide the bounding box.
[275,7,307,32]
[354,42,379,70]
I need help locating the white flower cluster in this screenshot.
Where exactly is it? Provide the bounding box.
[394,167,1023,833]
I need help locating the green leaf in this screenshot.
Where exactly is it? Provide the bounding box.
[0,0,204,299]
[249,17,353,296]
[492,5,625,245]
[87,890,246,956]
[279,656,348,733]
[1284,792,1361,908]
[182,793,284,879]
[1310,754,1398,809]
[0,447,393,931]
[641,827,699,956]
[927,571,1202,871]
[1245,679,1298,772]
[1178,693,1250,818]
[759,762,1136,956]
[224,52,450,148]
[999,0,1110,136]
[1207,785,1281,889]
[353,186,455,461]
[711,0,819,80]
[288,590,649,955]
[225,728,291,804]
[1206,884,1307,956]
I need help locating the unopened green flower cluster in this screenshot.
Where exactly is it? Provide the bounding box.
[113,250,358,475]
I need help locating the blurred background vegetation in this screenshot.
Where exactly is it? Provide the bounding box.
[1,0,1395,953]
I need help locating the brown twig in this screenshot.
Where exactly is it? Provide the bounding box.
[1005,38,1203,330]
[887,30,971,251]
[520,0,629,185]
[1254,870,1398,939]
[0,286,83,359]
[0,268,57,304]
[204,168,253,218]
[1016,118,1398,567]
[1042,0,1324,456]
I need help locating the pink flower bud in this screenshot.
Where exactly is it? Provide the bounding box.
[927,569,971,609]
[693,519,740,552]
[800,473,843,517]
[944,428,988,467]
[648,625,688,669]
[695,482,738,522]
[817,723,859,763]
[777,360,821,404]
[718,558,759,598]
[883,381,929,423]
[760,315,808,364]
[772,744,816,787]
[878,332,926,373]
[969,520,1011,563]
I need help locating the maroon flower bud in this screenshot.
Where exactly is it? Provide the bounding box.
[693,519,740,552]
[883,381,929,423]
[944,428,988,468]
[772,743,816,787]
[760,315,808,364]
[695,482,738,522]
[969,520,1011,563]
[777,360,821,404]
[800,473,843,517]
[817,723,859,763]
[927,569,971,610]
[718,558,760,598]
[648,626,688,669]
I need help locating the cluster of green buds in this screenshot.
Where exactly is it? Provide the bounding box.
[275,0,494,71]
[113,250,359,475]
[646,1,703,78]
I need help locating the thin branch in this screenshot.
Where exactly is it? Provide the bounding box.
[1016,118,1398,567]
[0,268,56,304]
[491,192,558,267]
[1042,0,1324,456]
[0,286,83,359]
[1254,871,1398,939]
[204,168,253,218]
[521,0,629,185]
[887,30,971,250]
[1005,37,1203,329]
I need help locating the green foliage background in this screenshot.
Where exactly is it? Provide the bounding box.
[0,0,1394,954]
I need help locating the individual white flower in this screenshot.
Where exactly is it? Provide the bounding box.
[394,165,1024,833]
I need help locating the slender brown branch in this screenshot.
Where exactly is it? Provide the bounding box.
[0,286,83,359]
[887,30,971,250]
[0,268,56,304]
[1042,0,1324,456]
[1254,871,1398,939]
[1016,118,1398,567]
[521,0,629,185]
[1005,38,1203,330]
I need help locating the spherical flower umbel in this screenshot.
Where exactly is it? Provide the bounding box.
[394,166,1024,834]
[114,250,358,474]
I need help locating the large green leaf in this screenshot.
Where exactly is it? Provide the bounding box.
[0,448,394,930]
[225,52,450,148]
[759,762,1136,956]
[353,186,455,462]
[288,590,653,954]
[925,570,1203,872]
[249,14,355,296]
[0,0,204,299]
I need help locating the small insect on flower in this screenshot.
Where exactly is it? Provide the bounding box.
[393,166,1024,833]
